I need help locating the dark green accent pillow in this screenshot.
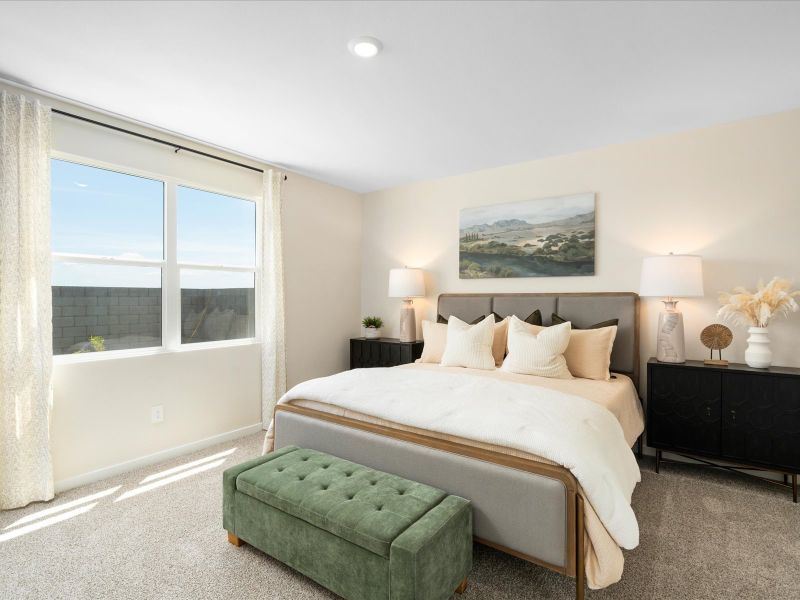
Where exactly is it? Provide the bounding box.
[437,312,503,325]
[551,313,618,329]
[523,309,543,326]
[436,310,540,325]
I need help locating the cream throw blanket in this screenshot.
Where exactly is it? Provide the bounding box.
[273,367,641,550]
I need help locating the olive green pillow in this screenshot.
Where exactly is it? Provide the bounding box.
[438,309,541,326]
[551,313,618,329]
[524,309,543,326]
[437,312,503,325]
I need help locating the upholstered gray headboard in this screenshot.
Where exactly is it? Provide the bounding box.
[437,292,640,386]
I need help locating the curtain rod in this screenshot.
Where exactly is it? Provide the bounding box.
[51,108,286,180]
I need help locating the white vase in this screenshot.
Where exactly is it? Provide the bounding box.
[364,327,381,339]
[744,326,772,368]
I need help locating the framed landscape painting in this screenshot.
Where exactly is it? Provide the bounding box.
[459,193,595,279]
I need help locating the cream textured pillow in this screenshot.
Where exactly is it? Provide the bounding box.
[419,320,448,363]
[440,314,496,370]
[528,323,618,380]
[491,317,509,367]
[502,316,572,378]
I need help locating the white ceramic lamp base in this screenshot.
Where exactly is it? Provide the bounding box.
[399,299,416,342]
[656,305,686,363]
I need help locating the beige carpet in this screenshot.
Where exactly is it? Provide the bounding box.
[1,433,798,599]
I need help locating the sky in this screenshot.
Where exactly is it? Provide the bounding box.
[459,193,595,229]
[51,159,255,288]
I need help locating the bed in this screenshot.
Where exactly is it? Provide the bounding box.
[267,292,644,600]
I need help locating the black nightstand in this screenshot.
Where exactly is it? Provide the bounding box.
[647,357,800,502]
[350,338,424,369]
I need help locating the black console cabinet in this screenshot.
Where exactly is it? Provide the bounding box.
[647,358,800,502]
[350,338,424,369]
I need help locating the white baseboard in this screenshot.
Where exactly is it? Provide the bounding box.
[54,423,264,493]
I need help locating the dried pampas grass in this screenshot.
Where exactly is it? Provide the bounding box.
[718,277,800,328]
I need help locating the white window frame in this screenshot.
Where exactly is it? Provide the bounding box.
[51,151,261,364]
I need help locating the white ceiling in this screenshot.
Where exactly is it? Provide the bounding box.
[2,1,800,193]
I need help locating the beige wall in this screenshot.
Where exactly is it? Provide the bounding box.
[51,166,362,488]
[361,109,800,375]
[7,75,800,485]
[2,81,362,488]
[52,344,262,486]
[283,173,363,386]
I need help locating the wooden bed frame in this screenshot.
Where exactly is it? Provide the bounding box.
[273,292,640,600]
[275,403,587,599]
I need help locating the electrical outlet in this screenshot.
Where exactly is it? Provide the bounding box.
[151,405,164,424]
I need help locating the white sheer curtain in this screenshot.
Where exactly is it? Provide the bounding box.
[0,91,54,510]
[260,169,287,431]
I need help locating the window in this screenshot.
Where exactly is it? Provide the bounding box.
[51,158,258,357]
[51,159,164,355]
[177,186,256,344]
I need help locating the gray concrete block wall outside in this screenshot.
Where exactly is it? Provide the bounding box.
[62,306,86,317]
[62,326,88,338]
[52,286,254,354]
[73,296,97,306]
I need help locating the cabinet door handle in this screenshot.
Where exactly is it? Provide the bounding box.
[706,406,711,417]
[730,409,736,422]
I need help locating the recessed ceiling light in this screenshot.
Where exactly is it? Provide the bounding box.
[348,36,382,58]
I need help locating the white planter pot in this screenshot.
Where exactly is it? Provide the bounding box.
[744,326,772,369]
[364,327,381,339]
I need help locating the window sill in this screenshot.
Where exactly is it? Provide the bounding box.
[53,338,260,365]
[171,338,259,353]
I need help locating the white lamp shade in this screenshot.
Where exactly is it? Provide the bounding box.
[388,268,425,298]
[639,254,704,298]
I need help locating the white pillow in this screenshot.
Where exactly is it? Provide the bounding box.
[501,316,573,379]
[440,314,496,370]
[420,317,509,366]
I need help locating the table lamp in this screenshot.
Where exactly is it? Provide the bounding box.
[388,267,425,342]
[640,253,704,363]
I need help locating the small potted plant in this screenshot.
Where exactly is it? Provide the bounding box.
[362,316,384,339]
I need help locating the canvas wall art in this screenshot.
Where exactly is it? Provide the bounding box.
[459,193,595,279]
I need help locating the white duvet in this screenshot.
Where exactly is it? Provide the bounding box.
[277,366,640,549]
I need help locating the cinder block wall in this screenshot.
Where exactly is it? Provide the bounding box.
[52,287,254,354]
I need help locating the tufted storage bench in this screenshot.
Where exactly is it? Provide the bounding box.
[223,445,472,600]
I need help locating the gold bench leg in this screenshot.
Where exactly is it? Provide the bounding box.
[455,578,468,594]
[227,532,243,546]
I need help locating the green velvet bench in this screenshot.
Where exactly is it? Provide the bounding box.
[223,446,472,600]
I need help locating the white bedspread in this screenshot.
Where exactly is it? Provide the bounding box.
[277,366,640,549]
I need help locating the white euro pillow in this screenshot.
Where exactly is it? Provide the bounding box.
[439,314,496,370]
[419,320,448,363]
[502,316,573,379]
